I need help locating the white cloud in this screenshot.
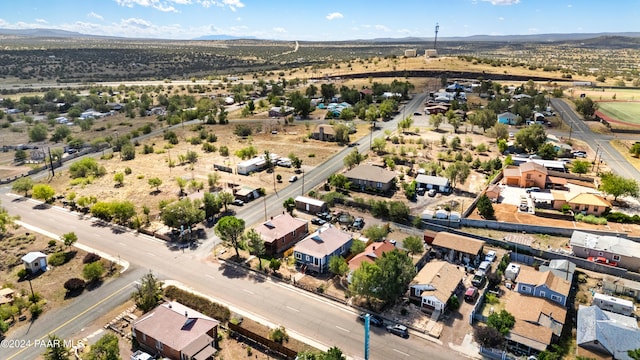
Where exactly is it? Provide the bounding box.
[498,16,504,21]
[121,17,153,29]
[326,12,344,20]
[374,24,390,32]
[115,0,177,12]
[481,0,520,5]
[273,27,286,33]
[88,12,104,20]
[35,18,48,24]
[221,0,244,11]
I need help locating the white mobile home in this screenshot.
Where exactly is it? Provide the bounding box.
[237,157,266,175]
[592,293,635,317]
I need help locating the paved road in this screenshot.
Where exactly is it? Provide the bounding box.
[550,98,640,180]
[1,94,466,360]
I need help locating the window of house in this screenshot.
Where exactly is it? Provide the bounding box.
[613,255,621,261]
[314,257,319,266]
[156,340,163,350]
[526,174,532,179]
[305,255,310,261]
[376,182,382,188]
[295,253,301,260]
[142,333,146,342]
[593,206,598,212]
[551,295,561,302]
[520,285,530,292]
[575,205,580,210]
[597,251,603,256]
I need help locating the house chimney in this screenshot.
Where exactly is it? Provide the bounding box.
[168,303,172,309]
[373,246,376,251]
[271,216,273,220]
[185,311,188,317]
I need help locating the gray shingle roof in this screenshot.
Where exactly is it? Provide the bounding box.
[577,305,640,360]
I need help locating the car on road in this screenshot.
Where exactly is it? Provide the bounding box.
[311,218,326,226]
[485,250,497,263]
[289,175,298,182]
[427,189,437,197]
[413,112,422,116]
[587,256,618,267]
[347,142,359,147]
[232,199,244,206]
[386,324,409,338]
[573,151,587,158]
[351,217,365,230]
[358,313,384,327]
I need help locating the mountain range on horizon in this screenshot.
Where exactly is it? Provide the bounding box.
[1,27,640,43]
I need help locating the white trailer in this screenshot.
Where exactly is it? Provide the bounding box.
[592,293,635,317]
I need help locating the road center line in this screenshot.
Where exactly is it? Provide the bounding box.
[243,289,254,295]
[286,306,299,312]
[335,325,350,333]
[206,274,215,280]
[393,349,410,357]
[146,252,157,257]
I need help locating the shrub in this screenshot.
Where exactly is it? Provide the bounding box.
[17,268,28,279]
[29,303,43,319]
[269,326,289,344]
[124,167,132,175]
[83,252,102,264]
[164,286,231,323]
[48,239,57,247]
[64,278,86,292]
[49,252,67,266]
[485,293,499,305]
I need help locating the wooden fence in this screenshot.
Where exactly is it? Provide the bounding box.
[228,322,298,359]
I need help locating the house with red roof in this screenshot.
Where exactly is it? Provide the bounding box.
[253,213,309,256]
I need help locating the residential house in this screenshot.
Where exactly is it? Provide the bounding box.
[312,124,335,141]
[348,241,396,272]
[515,266,571,306]
[343,164,396,193]
[570,231,640,270]
[294,196,327,214]
[415,175,450,193]
[132,301,219,360]
[293,225,353,274]
[424,104,449,114]
[539,259,576,282]
[22,251,47,273]
[254,213,309,256]
[512,94,532,101]
[504,293,567,355]
[233,186,260,203]
[498,111,518,125]
[577,305,640,360]
[511,158,568,173]
[603,276,640,301]
[502,162,548,188]
[555,193,612,216]
[408,260,464,320]
[268,106,294,117]
[431,232,485,266]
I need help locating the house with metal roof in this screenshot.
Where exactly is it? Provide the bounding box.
[408,260,464,320]
[498,111,518,125]
[21,251,47,273]
[570,230,640,270]
[539,259,576,282]
[415,174,450,193]
[577,305,640,360]
[431,232,485,266]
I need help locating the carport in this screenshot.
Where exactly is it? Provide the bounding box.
[530,192,554,208]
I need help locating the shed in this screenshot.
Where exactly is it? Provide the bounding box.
[295,196,327,214]
[592,293,635,317]
[22,251,47,273]
[505,263,520,281]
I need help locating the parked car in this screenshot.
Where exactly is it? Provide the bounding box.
[587,256,618,267]
[232,199,244,206]
[573,151,587,158]
[478,260,492,274]
[427,189,437,197]
[352,217,365,230]
[413,112,422,116]
[386,324,409,338]
[485,250,497,263]
[472,273,487,288]
[525,187,541,193]
[289,175,298,182]
[316,212,332,221]
[311,218,326,226]
[464,287,479,303]
[358,313,384,327]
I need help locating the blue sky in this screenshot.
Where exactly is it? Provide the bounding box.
[1,0,638,41]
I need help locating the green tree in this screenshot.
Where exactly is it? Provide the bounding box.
[515,124,547,153]
[363,224,389,242]
[32,184,55,203]
[245,229,266,270]
[446,111,462,133]
[571,160,590,174]
[69,158,105,178]
[349,261,381,303]
[148,177,162,191]
[203,192,222,219]
[402,236,423,255]
[12,177,33,196]
[113,172,124,186]
[14,149,27,163]
[215,216,246,258]
[487,310,515,335]
[343,149,363,168]
[42,334,70,360]
[469,109,496,133]
[328,174,351,191]
[160,198,205,232]
[289,91,311,118]
[269,258,282,273]
[477,194,495,219]
[630,143,640,157]
[324,346,346,360]
[28,123,48,142]
[628,348,640,360]
[328,256,349,278]
[83,261,105,283]
[350,240,366,255]
[429,113,444,130]
[50,126,71,143]
[388,201,409,223]
[493,123,509,140]
[133,271,164,313]
[333,124,350,145]
[120,143,136,161]
[375,249,416,303]
[85,333,121,360]
[371,137,386,154]
[283,197,296,214]
[444,161,471,190]
[474,325,504,349]
[574,96,598,119]
[61,232,78,248]
[600,172,639,201]
[537,143,557,160]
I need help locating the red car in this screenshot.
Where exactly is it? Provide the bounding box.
[587,256,618,267]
